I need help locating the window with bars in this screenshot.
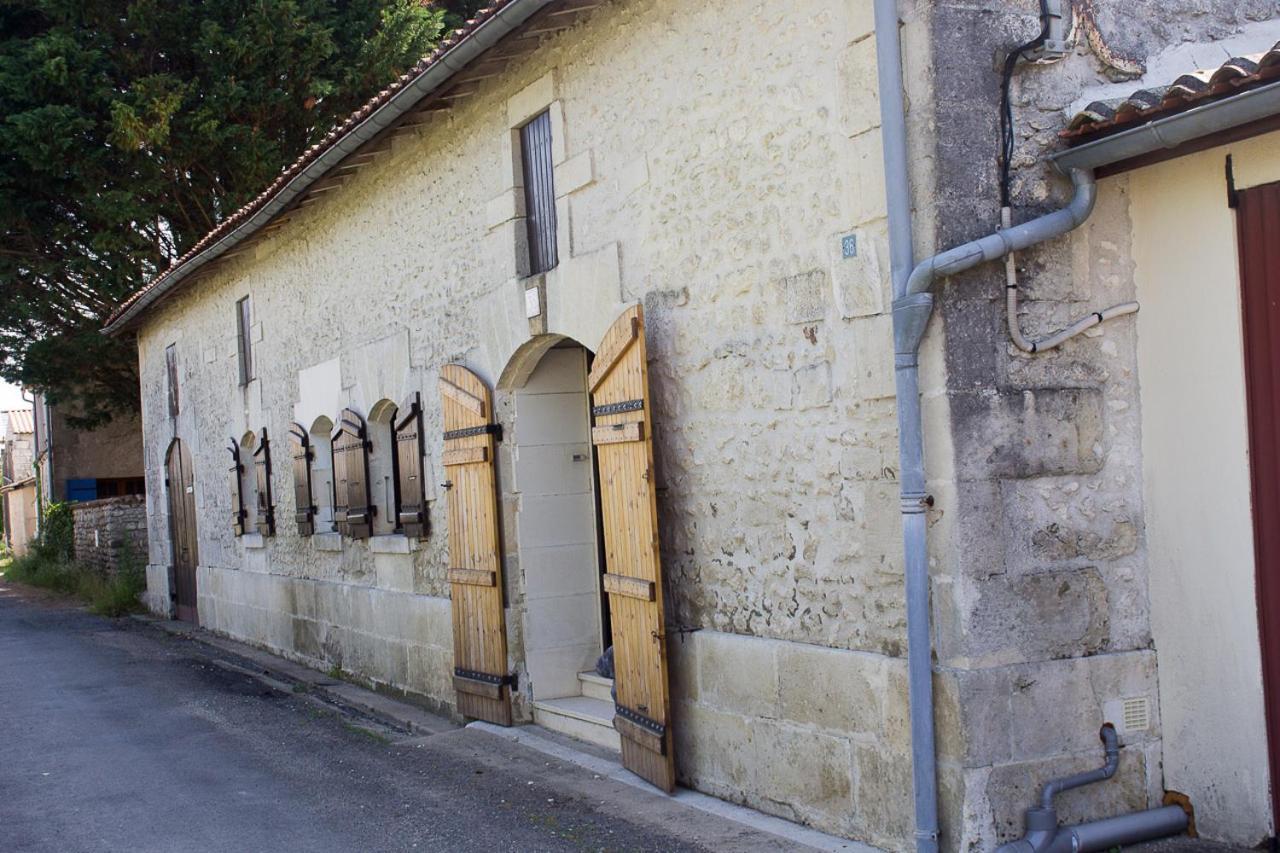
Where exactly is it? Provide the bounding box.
[520,110,558,276]
[236,295,254,385]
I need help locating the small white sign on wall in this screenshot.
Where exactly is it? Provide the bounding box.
[525,286,541,319]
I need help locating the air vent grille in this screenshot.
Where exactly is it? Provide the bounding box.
[1122,696,1151,732]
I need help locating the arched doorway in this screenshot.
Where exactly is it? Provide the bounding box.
[165,438,199,623]
[510,340,611,711]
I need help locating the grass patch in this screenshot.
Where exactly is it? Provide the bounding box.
[2,544,145,618]
[341,720,392,745]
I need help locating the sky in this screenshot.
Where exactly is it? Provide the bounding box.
[0,379,28,412]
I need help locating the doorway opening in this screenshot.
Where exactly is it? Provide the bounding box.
[509,340,616,741]
[165,438,199,623]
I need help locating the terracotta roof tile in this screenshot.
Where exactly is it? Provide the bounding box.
[1063,41,1280,140]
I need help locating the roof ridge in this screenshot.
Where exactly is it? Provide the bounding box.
[104,1,522,330]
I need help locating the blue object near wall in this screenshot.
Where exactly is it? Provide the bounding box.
[66,479,97,502]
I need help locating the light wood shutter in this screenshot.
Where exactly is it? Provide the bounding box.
[251,427,275,536]
[395,392,429,539]
[227,440,246,536]
[590,305,675,792]
[439,365,511,726]
[334,409,371,539]
[288,423,314,536]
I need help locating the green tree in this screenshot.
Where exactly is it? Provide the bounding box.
[0,1,457,426]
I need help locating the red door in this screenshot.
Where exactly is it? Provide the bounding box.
[1236,179,1280,828]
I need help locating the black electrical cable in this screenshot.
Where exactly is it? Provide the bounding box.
[999,0,1052,208]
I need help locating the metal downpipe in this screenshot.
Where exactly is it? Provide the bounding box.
[874,1,940,851]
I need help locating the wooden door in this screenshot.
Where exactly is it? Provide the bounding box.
[1236,179,1280,828]
[590,305,675,792]
[165,439,199,623]
[439,365,511,726]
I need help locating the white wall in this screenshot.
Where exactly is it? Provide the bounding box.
[1131,131,1280,844]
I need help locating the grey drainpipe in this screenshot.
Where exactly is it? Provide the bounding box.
[873,4,1280,851]
[873,2,939,852]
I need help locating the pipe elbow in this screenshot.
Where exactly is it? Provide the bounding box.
[1065,168,1098,226]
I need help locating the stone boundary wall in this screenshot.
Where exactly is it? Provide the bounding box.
[73,495,148,575]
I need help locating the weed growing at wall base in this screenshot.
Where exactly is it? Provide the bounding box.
[1,539,145,618]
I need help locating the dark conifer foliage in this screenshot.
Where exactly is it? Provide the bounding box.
[0,1,478,425]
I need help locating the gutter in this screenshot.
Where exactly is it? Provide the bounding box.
[102,0,554,336]
[872,4,1280,851]
[1052,79,1280,174]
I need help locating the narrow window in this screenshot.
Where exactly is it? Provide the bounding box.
[236,296,254,385]
[166,344,179,416]
[368,400,400,536]
[520,110,558,275]
[253,427,275,536]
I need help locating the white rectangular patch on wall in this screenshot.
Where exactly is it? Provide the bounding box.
[525,287,541,319]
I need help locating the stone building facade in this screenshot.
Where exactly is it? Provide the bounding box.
[2,409,37,556]
[105,0,1280,850]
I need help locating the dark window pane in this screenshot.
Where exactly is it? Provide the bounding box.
[165,344,179,416]
[520,111,558,275]
[236,296,254,384]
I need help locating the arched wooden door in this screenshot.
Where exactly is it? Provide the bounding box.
[590,305,676,792]
[165,439,199,623]
[439,365,511,725]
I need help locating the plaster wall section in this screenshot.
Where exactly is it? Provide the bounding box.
[1131,134,1279,845]
[926,1,1279,849]
[133,0,931,845]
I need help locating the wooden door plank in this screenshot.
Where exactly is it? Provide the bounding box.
[591,305,675,792]
[591,421,645,445]
[440,364,511,727]
[587,314,640,392]
[442,446,489,467]
[603,572,655,601]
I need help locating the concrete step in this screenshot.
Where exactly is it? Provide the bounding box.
[532,695,620,751]
[578,670,614,703]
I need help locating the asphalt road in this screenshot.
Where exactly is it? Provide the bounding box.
[0,583,804,853]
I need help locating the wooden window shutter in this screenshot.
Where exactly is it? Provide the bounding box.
[253,427,275,536]
[165,344,179,417]
[520,110,558,275]
[334,408,371,539]
[394,392,428,539]
[589,305,676,793]
[227,441,246,536]
[289,423,314,536]
[439,365,511,726]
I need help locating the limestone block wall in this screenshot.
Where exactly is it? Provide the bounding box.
[925,1,1277,848]
[132,0,939,847]
[71,496,148,574]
